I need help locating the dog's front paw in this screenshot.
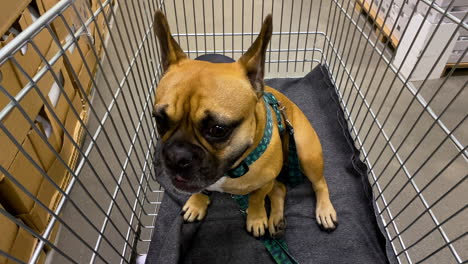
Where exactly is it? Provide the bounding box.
[182,193,210,222]
[268,213,286,238]
[316,200,338,232]
[246,207,268,237]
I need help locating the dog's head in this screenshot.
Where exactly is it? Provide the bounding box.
[153,11,272,193]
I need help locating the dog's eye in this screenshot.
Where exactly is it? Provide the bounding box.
[153,112,169,135]
[208,125,228,138]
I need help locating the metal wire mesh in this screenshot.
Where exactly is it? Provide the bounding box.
[0,0,466,263]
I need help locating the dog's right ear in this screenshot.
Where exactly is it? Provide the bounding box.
[154,11,187,72]
[238,15,272,98]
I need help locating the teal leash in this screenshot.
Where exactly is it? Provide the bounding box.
[227,92,303,264]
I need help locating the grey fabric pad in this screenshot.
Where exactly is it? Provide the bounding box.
[145,65,397,264]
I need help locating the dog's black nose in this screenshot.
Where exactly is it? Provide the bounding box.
[173,148,194,168]
[164,141,203,170]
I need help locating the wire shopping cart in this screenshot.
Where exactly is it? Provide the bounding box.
[0,0,466,263]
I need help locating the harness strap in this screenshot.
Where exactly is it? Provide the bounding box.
[227,92,304,264]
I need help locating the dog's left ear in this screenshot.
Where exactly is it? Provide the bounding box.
[154,11,188,72]
[238,15,272,97]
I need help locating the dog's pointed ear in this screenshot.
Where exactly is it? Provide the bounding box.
[238,15,272,97]
[154,11,187,72]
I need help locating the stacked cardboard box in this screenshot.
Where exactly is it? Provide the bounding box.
[0,204,47,264]
[360,0,467,79]
[391,0,466,80]
[0,0,115,261]
[404,0,467,65]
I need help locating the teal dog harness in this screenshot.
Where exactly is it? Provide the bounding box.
[226,92,304,264]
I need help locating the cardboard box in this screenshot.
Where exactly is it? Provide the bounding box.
[0,207,46,264]
[391,5,410,40]
[453,38,468,50]
[42,62,77,147]
[92,0,113,36]
[28,118,61,172]
[417,3,468,24]
[62,35,94,89]
[447,49,468,63]
[0,57,23,111]
[35,0,96,82]
[0,5,61,173]
[0,204,18,264]
[0,60,78,232]
[36,0,92,44]
[0,0,31,36]
[459,28,468,37]
[2,6,54,88]
[43,220,61,252]
[0,57,72,175]
[393,13,459,80]
[18,94,87,233]
[0,136,45,227]
[74,46,98,96]
[384,3,401,29]
[432,0,467,7]
[395,14,409,40]
[7,228,46,264]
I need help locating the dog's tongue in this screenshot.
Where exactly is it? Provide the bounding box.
[175,175,189,183]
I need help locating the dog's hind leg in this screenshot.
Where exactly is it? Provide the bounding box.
[292,108,338,231]
[246,180,274,237]
[267,180,287,238]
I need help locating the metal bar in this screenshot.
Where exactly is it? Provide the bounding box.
[361,3,467,166]
[222,0,225,56]
[8,45,137,264]
[383,119,467,215]
[0,0,70,63]
[310,0,322,69]
[293,0,304,72]
[301,0,313,71]
[251,0,255,44]
[285,0,295,72]
[317,6,467,161]
[0,119,114,263]
[325,66,411,262]
[120,129,157,264]
[321,33,463,260]
[67,0,149,215]
[181,48,323,54]
[268,0,274,72]
[374,81,467,199]
[172,31,326,37]
[390,174,467,241]
[242,0,245,53]
[182,0,191,57]
[414,232,466,264]
[232,0,235,59]
[277,0,285,72]
[0,207,78,264]
[91,75,159,261]
[212,0,217,51]
[192,0,200,58]
[172,0,181,44]
[90,0,157,206]
[0,250,27,264]
[399,207,467,262]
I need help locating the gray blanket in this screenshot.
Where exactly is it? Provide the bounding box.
[146,65,397,264]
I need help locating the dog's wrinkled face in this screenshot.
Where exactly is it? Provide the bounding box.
[155,62,258,192]
[153,11,272,193]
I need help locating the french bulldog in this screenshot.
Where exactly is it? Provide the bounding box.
[153,11,337,238]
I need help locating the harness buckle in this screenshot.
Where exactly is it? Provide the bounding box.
[278,101,293,129]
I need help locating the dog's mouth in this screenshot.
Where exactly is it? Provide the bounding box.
[170,175,207,193]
